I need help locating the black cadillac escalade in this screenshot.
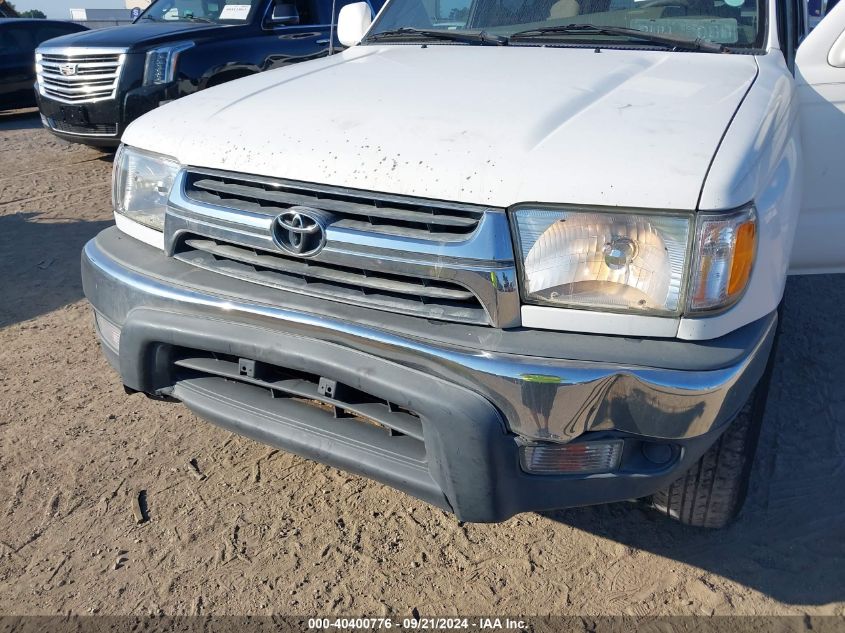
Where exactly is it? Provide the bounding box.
[34,0,378,146]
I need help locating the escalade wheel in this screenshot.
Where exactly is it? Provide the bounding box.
[650,336,778,528]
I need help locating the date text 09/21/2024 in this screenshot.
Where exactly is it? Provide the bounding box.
[307,618,527,629]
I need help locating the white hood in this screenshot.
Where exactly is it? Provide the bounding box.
[124,45,758,210]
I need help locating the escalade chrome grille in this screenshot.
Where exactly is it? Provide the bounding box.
[36,48,126,104]
[166,168,521,327]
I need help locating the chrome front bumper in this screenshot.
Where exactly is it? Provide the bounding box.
[82,227,777,445]
[82,228,779,520]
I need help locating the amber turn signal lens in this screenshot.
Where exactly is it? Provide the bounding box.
[688,206,757,312]
[727,221,756,296]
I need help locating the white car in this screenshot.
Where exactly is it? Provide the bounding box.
[82,0,845,527]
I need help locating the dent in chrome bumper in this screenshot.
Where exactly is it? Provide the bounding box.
[81,228,777,444]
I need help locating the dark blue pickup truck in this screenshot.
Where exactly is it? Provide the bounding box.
[35,0,380,146]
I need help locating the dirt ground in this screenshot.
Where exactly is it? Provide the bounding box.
[0,108,843,619]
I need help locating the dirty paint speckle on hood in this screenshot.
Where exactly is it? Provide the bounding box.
[123,45,757,210]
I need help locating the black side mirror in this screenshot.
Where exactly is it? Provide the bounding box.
[268,2,299,25]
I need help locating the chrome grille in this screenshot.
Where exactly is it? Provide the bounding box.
[184,171,484,242]
[165,168,521,327]
[175,236,489,324]
[36,48,126,104]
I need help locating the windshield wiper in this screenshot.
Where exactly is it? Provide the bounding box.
[508,23,727,53]
[139,14,158,21]
[364,27,507,46]
[184,16,215,22]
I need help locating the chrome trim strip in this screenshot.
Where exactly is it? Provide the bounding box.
[40,84,113,95]
[40,71,120,82]
[38,46,130,55]
[43,120,118,137]
[187,166,493,215]
[83,237,776,443]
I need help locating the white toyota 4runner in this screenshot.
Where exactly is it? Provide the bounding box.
[82,0,845,527]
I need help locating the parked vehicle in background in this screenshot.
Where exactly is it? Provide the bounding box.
[809,0,841,27]
[809,0,821,26]
[0,19,88,111]
[33,0,381,146]
[82,0,845,528]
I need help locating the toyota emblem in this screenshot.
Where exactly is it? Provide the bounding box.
[272,206,330,257]
[59,63,78,76]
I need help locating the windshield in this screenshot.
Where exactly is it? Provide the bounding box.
[138,0,260,23]
[367,0,765,49]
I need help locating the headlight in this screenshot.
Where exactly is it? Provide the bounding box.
[143,42,193,85]
[511,205,757,316]
[512,208,692,315]
[112,144,180,231]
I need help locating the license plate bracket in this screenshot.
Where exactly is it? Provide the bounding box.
[59,106,88,124]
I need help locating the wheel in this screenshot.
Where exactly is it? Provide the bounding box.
[649,323,779,528]
[649,395,759,527]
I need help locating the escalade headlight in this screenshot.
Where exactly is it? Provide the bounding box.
[143,42,194,85]
[112,144,180,231]
[511,205,756,316]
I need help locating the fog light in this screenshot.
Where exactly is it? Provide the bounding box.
[519,439,623,475]
[95,313,121,351]
[641,442,674,465]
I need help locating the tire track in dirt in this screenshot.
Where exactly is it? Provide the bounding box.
[0,181,111,209]
[0,156,105,183]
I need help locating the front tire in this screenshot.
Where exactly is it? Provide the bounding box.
[649,394,762,528]
[649,324,779,528]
